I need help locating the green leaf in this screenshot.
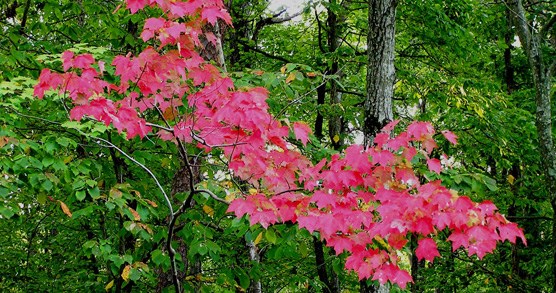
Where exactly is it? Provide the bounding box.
[152,249,168,266]
[236,267,250,289]
[75,190,86,201]
[41,179,53,191]
[88,187,100,199]
[265,228,277,244]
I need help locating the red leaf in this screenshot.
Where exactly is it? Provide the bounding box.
[426,158,442,174]
[448,232,469,251]
[327,235,354,254]
[407,121,434,139]
[293,122,311,145]
[498,223,526,245]
[201,7,232,25]
[227,198,256,218]
[61,50,74,71]
[415,238,440,262]
[381,119,399,133]
[441,130,458,145]
[311,190,337,209]
[126,0,149,13]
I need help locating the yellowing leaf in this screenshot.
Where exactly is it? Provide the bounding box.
[202,204,214,217]
[129,207,141,221]
[333,134,340,143]
[248,188,258,195]
[59,201,72,218]
[37,193,47,205]
[138,223,153,234]
[163,107,179,121]
[105,280,114,292]
[225,192,236,202]
[507,174,515,185]
[280,66,286,74]
[63,155,74,164]
[306,72,318,78]
[373,236,390,250]
[459,85,467,96]
[121,265,131,282]
[254,232,263,245]
[285,72,296,84]
[144,199,158,208]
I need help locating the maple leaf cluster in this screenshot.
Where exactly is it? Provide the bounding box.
[34,0,526,288]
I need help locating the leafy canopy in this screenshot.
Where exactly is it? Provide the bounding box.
[34,0,525,288]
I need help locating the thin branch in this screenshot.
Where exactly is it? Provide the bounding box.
[506,215,552,221]
[197,189,229,204]
[541,13,556,36]
[237,40,291,63]
[94,137,173,215]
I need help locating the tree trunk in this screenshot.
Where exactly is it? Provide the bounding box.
[505,0,555,292]
[362,0,397,291]
[364,0,396,146]
[327,1,343,151]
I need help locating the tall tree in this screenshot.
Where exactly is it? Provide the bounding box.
[505,0,556,291]
[361,0,397,292]
[363,0,396,146]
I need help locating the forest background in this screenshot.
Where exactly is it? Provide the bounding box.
[0,0,554,292]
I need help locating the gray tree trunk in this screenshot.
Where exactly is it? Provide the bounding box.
[362,0,397,291]
[505,0,556,292]
[363,0,396,147]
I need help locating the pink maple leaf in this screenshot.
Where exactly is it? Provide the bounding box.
[412,216,434,235]
[293,122,311,145]
[407,121,434,139]
[201,7,232,25]
[249,210,277,229]
[370,149,395,166]
[227,198,257,218]
[141,18,166,41]
[427,158,442,174]
[391,267,413,289]
[415,238,440,262]
[126,0,149,13]
[448,231,469,251]
[381,119,400,133]
[61,50,74,71]
[311,190,337,209]
[72,53,95,70]
[345,144,371,172]
[327,235,354,254]
[387,131,409,150]
[374,133,389,147]
[498,223,526,245]
[297,214,320,234]
[441,130,458,145]
[34,69,63,98]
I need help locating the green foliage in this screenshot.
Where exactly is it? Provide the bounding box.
[0,0,553,291]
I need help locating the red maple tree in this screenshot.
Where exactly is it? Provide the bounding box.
[34,0,525,288]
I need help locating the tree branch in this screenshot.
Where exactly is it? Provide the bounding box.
[541,13,556,36]
[237,40,291,63]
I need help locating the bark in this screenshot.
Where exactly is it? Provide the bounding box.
[362,0,396,291]
[327,1,343,151]
[315,82,327,139]
[313,236,333,293]
[364,0,396,147]
[504,7,516,94]
[201,22,226,71]
[505,0,556,292]
[246,240,262,293]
